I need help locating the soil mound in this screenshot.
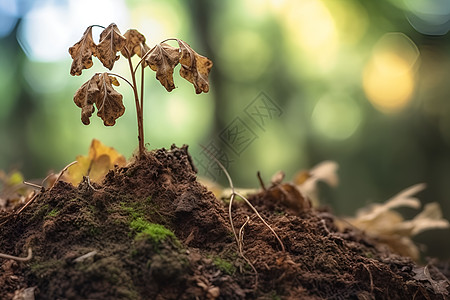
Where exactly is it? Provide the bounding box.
[0,145,448,299]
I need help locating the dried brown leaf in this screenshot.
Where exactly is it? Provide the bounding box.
[177,39,213,94]
[121,29,146,59]
[73,73,101,125]
[69,26,97,76]
[96,73,125,126]
[95,23,126,70]
[74,73,124,126]
[146,43,181,92]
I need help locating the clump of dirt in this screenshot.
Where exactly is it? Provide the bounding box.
[0,145,449,299]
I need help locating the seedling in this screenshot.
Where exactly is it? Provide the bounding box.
[69,23,213,157]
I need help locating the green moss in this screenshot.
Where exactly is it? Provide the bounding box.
[213,257,236,275]
[130,217,176,244]
[46,209,59,218]
[120,202,144,219]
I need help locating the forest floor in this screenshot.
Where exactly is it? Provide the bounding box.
[0,145,449,300]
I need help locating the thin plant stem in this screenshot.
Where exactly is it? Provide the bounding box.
[140,64,145,137]
[123,47,145,157]
[106,73,134,90]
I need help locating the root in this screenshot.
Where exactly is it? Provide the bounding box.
[200,145,285,252]
[238,215,259,287]
[200,145,286,288]
[0,248,32,262]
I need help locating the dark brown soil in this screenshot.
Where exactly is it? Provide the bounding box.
[0,145,449,299]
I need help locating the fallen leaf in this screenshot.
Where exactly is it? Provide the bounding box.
[121,29,146,59]
[69,26,97,76]
[399,202,450,236]
[74,73,125,126]
[177,39,212,94]
[295,160,339,207]
[344,183,450,260]
[95,23,126,70]
[356,183,424,223]
[146,43,181,92]
[62,139,126,186]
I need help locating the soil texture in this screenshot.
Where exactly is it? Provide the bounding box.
[0,145,449,299]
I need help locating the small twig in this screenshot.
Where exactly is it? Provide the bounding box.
[0,248,32,262]
[235,192,285,252]
[86,176,99,191]
[256,171,266,191]
[200,145,285,251]
[237,215,258,288]
[22,181,43,190]
[49,160,77,190]
[238,216,250,254]
[15,192,38,215]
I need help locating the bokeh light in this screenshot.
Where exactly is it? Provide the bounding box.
[363,33,420,113]
[311,93,362,140]
[404,0,450,35]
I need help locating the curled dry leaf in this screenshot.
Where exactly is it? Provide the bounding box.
[177,39,213,94]
[74,73,125,126]
[62,139,126,186]
[146,43,181,92]
[69,26,97,76]
[96,73,125,126]
[121,29,146,59]
[95,23,126,70]
[295,160,339,207]
[73,73,100,125]
[342,183,450,260]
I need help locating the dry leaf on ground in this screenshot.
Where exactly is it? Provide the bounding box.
[343,183,450,260]
[62,139,126,186]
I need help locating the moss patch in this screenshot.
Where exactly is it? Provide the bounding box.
[213,257,236,275]
[130,217,176,244]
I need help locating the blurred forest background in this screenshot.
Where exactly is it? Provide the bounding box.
[0,0,449,257]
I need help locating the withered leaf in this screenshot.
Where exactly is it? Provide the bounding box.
[95,23,126,70]
[177,39,213,94]
[69,26,97,76]
[96,73,125,126]
[121,29,146,59]
[73,73,125,126]
[139,43,152,67]
[73,73,101,125]
[62,139,126,186]
[146,43,181,92]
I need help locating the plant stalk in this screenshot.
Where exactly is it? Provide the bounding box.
[124,48,145,157]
